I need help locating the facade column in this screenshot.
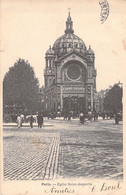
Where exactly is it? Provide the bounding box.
[46,59,48,68]
[85,84,88,110]
[91,85,93,110]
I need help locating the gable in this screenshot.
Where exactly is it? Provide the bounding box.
[55,49,88,62]
[59,51,88,70]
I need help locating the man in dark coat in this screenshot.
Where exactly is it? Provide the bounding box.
[115,112,122,124]
[37,113,43,128]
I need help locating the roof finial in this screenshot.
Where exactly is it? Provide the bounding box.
[65,9,74,34]
[68,8,71,20]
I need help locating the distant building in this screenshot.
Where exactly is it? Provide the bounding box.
[44,12,97,114]
[96,86,112,113]
[96,90,106,113]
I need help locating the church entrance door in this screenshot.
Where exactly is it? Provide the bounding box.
[63,97,86,115]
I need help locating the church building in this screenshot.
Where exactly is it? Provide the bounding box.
[44,12,97,115]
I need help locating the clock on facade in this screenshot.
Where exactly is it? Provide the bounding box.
[67,64,81,80]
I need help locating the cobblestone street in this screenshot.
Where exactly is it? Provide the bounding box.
[3,118,123,180]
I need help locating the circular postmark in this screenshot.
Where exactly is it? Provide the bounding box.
[99,0,109,24]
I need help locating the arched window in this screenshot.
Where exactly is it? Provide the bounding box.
[75,43,78,48]
[49,60,51,68]
[49,78,52,87]
[80,44,83,48]
[46,59,48,68]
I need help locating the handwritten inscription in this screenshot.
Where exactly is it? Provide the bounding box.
[45,186,75,193]
[91,181,121,192]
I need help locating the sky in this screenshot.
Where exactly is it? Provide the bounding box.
[1,0,126,91]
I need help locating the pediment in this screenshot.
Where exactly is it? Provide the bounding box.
[55,49,88,63]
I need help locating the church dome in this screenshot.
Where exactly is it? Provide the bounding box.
[52,12,87,58]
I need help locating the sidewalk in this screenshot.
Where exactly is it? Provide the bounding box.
[2,117,79,127]
[3,117,123,127]
[3,122,54,127]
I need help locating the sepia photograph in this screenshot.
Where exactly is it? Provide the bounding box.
[0,0,126,194]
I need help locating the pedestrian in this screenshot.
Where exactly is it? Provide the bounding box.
[20,114,24,127]
[64,113,67,120]
[17,115,21,128]
[88,111,92,121]
[102,112,105,120]
[79,112,84,124]
[93,111,97,121]
[115,112,122,124]
[37,113,43,128]
[68,113,71,121]
[96,112,98,120]
[30,115,34,128]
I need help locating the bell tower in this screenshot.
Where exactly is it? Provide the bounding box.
[44,46,55,88]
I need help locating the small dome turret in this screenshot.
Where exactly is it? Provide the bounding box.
[46,46,54,55]
[87,45,94,55]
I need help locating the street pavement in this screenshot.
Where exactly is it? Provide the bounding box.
[3,118,123,180]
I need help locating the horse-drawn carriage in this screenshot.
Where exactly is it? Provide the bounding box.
[3,104,25,123]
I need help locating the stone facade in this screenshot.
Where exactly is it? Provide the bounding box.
[44,12,97,115]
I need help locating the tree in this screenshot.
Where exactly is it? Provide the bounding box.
[3,58,39,113]
[103,84,123,114]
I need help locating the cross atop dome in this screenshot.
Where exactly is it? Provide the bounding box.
[65,9,74,34]
[68,8,71,20]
